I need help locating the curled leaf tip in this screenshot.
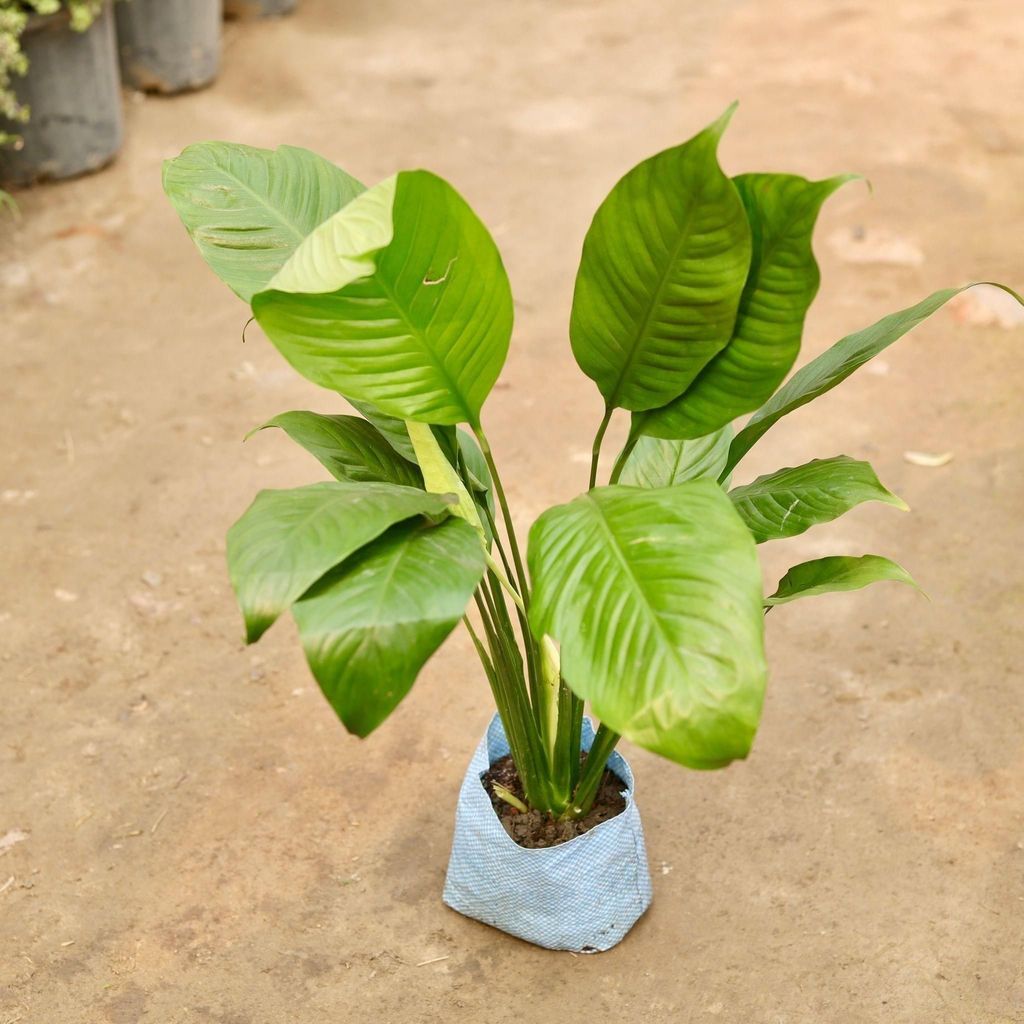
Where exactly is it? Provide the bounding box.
[896,564,925,596]
[709,101,740,139]
[881,482,911,512]
[967,281,1024,307]
[823,172,866,196]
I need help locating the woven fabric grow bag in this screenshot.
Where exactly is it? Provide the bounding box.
[443,714,652,952]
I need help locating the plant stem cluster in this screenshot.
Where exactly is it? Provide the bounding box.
[462,425,619,820]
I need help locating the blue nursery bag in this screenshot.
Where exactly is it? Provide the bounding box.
[443,714,653,952]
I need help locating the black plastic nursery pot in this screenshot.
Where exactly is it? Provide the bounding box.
[116,0,223,94]
[0,2,122,186]
[223,0,296,17]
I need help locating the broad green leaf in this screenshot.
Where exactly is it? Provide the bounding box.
[569,105,752,412]
[619,426,733,488]
[226,481,453,643]
[293,518,485,737]
[162,142,364,302]
[406,421,483,535]
[251,412,422,488]
[730,456,906,544]
[345,402,491,510]
[424,424,480,489]
[725,284,1024,475]
[528,481,766,769]
[347,397,418,462]
[252,170,513,427]
[637,173,851,440]
[434,426,495,534]
[419,425,498,525]
[765,554,921,606]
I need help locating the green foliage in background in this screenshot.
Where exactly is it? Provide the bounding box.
[163,108,1021,820]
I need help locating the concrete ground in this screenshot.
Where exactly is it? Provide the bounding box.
[2,1,1023,1021]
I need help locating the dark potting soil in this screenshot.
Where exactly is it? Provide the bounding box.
[481,754,627,849]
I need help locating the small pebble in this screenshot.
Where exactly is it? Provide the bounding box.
[828,226,924,266]
[903,450,953,468]
[1,263,31,288]
[2,489,38,505]
[230,361,256,381]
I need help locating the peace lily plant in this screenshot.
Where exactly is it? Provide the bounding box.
[163,106,1019,828]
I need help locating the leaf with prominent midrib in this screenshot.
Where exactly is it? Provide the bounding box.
[725,284,1024,475]
[729,456,906,543]
[765,554,921,605]
[569,105,752,412]
[226,481,453,643]
[162,142,364,302]
[347,397,418,462]
[637,173,851,440]
[619,427,733,488]
[252,412,422,488]
[293,518,485,737]
[252,170,513,427]
[528,481,766,769]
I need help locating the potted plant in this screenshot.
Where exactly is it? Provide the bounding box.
[223,0,295,19]
[115,0,222,95]
[162,110,1021,952]
[0,0,122,185]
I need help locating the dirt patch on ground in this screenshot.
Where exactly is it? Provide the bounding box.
[482,753,627,848]
[3,0,1024,1021]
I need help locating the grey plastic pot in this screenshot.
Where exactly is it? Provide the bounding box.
[223,0,297,17]
[116,0,223,94]
[0,3,122,186]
